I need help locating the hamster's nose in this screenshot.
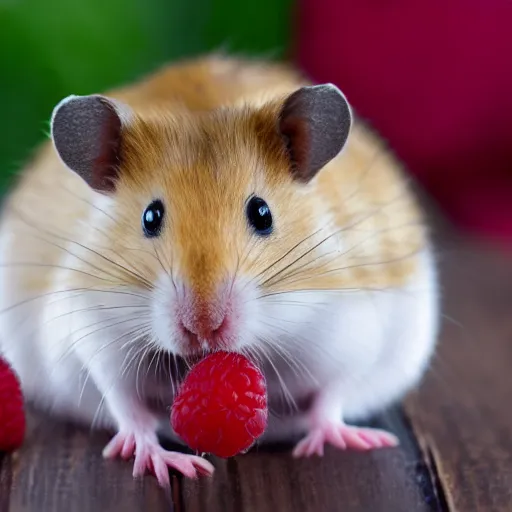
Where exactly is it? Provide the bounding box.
[181,313,227,340]
[180,298,230,348]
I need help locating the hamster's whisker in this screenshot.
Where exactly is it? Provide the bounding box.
[260,228,341,287]
[2,304,149,392]
[157,241,179,297]
[121,245,168,267]
[9,292,148,360]
[0,286,115,317]
[152,240,172,280]
[41,305,151,356]
[298,247,424,283]
[258,320,322,382]
[2,288,151,347]
[236,214,322,293]
[256,285,439,308]
[42,314,151,388]
[162,243,180,297]
[91,336,149,431]
[146,346,161,380]
[98,245,156,287]
[167,351,174,397]
[238,212,325,294]
[115,345,142,402]
[264,301,388,361]
[141,342,166,401]
[272,222,427,288]
[155,348,164,382]
[171,353,183,392]
[248,346,297,419]
[255,228,324,283]
[254,338,299,413]
[241,345,264,367]
[88,324,152,369]
[56,183,135,233]
[79,324,151,407]
[256,288,355,300]
[232,240,243,285]
[121,341,153,378]
[118,328,153,355]
[258,298,330,307]
[259,187,415,288]
[259,337,304,381]
[271,251,337,287]
[235,230,261,278]
[51,313,152,370]
[274,344,318,386]
[90,393,108,431]
[45,304,150,327]
[67,203,172,282]
[135,344,155,400]
[69,228,156,286]
[9,208,155,290]
[45,190,164,274]
[0,261,118,283]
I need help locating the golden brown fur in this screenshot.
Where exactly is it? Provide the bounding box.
[0,54,425,305]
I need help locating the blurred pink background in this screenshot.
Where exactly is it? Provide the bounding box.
[297,0,512,243]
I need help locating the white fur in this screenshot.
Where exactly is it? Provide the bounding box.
[0,186,439,448]
[252,246,439,441]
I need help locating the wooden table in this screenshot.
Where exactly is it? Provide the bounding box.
[2,214,512,512]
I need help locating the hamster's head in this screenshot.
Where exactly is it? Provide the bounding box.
[50,84,352,357]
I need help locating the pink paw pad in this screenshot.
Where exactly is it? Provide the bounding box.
[103,431,214,487]
[292,423,399,458]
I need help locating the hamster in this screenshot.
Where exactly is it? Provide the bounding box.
[0,54,439,487]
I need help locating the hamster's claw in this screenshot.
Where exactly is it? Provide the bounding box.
[292,423,399,458]
[132,445,214,486]
[103,431,215,486]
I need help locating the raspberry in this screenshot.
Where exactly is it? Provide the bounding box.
[171,352,268,458]
[0,357,26,452]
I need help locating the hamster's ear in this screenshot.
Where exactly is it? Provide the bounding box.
[51,94,132,193]
[278,84,352,183]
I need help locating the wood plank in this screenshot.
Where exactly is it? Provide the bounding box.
[0,453,12,512]
[2,408,173,512]
[404,227,512,511]
[10,202,506,511]
[180,410,442,512]
[178,195,448,512]
[2,409,442,511]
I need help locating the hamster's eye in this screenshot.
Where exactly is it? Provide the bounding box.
[246,196,273,236]
[142,200,165,238]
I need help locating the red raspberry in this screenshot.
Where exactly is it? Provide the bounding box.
[0,357,26,452]
[171,352,268,458]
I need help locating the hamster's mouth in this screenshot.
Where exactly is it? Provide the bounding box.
[181,328,199,347]
[178,327,240,360]
[181,349,236,366]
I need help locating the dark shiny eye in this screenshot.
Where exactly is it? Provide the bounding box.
[142,200,165,237]
[246,196,273,235]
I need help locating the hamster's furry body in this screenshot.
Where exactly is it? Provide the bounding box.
[0,55,438,485]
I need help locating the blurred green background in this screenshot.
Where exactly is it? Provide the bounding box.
[0,0,294,194]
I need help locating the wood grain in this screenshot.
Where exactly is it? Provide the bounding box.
[0,453,12,512]
[404,229,512,512]
[1,409,172,512]
[180,411,441,512]
[3,215,512,511]
[1,409,439,512]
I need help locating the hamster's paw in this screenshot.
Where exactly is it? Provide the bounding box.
[292,422,398,458]
[103,430,214,486]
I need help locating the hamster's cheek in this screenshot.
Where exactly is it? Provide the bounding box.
[150,271,182,353]
[232,283,321,352]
